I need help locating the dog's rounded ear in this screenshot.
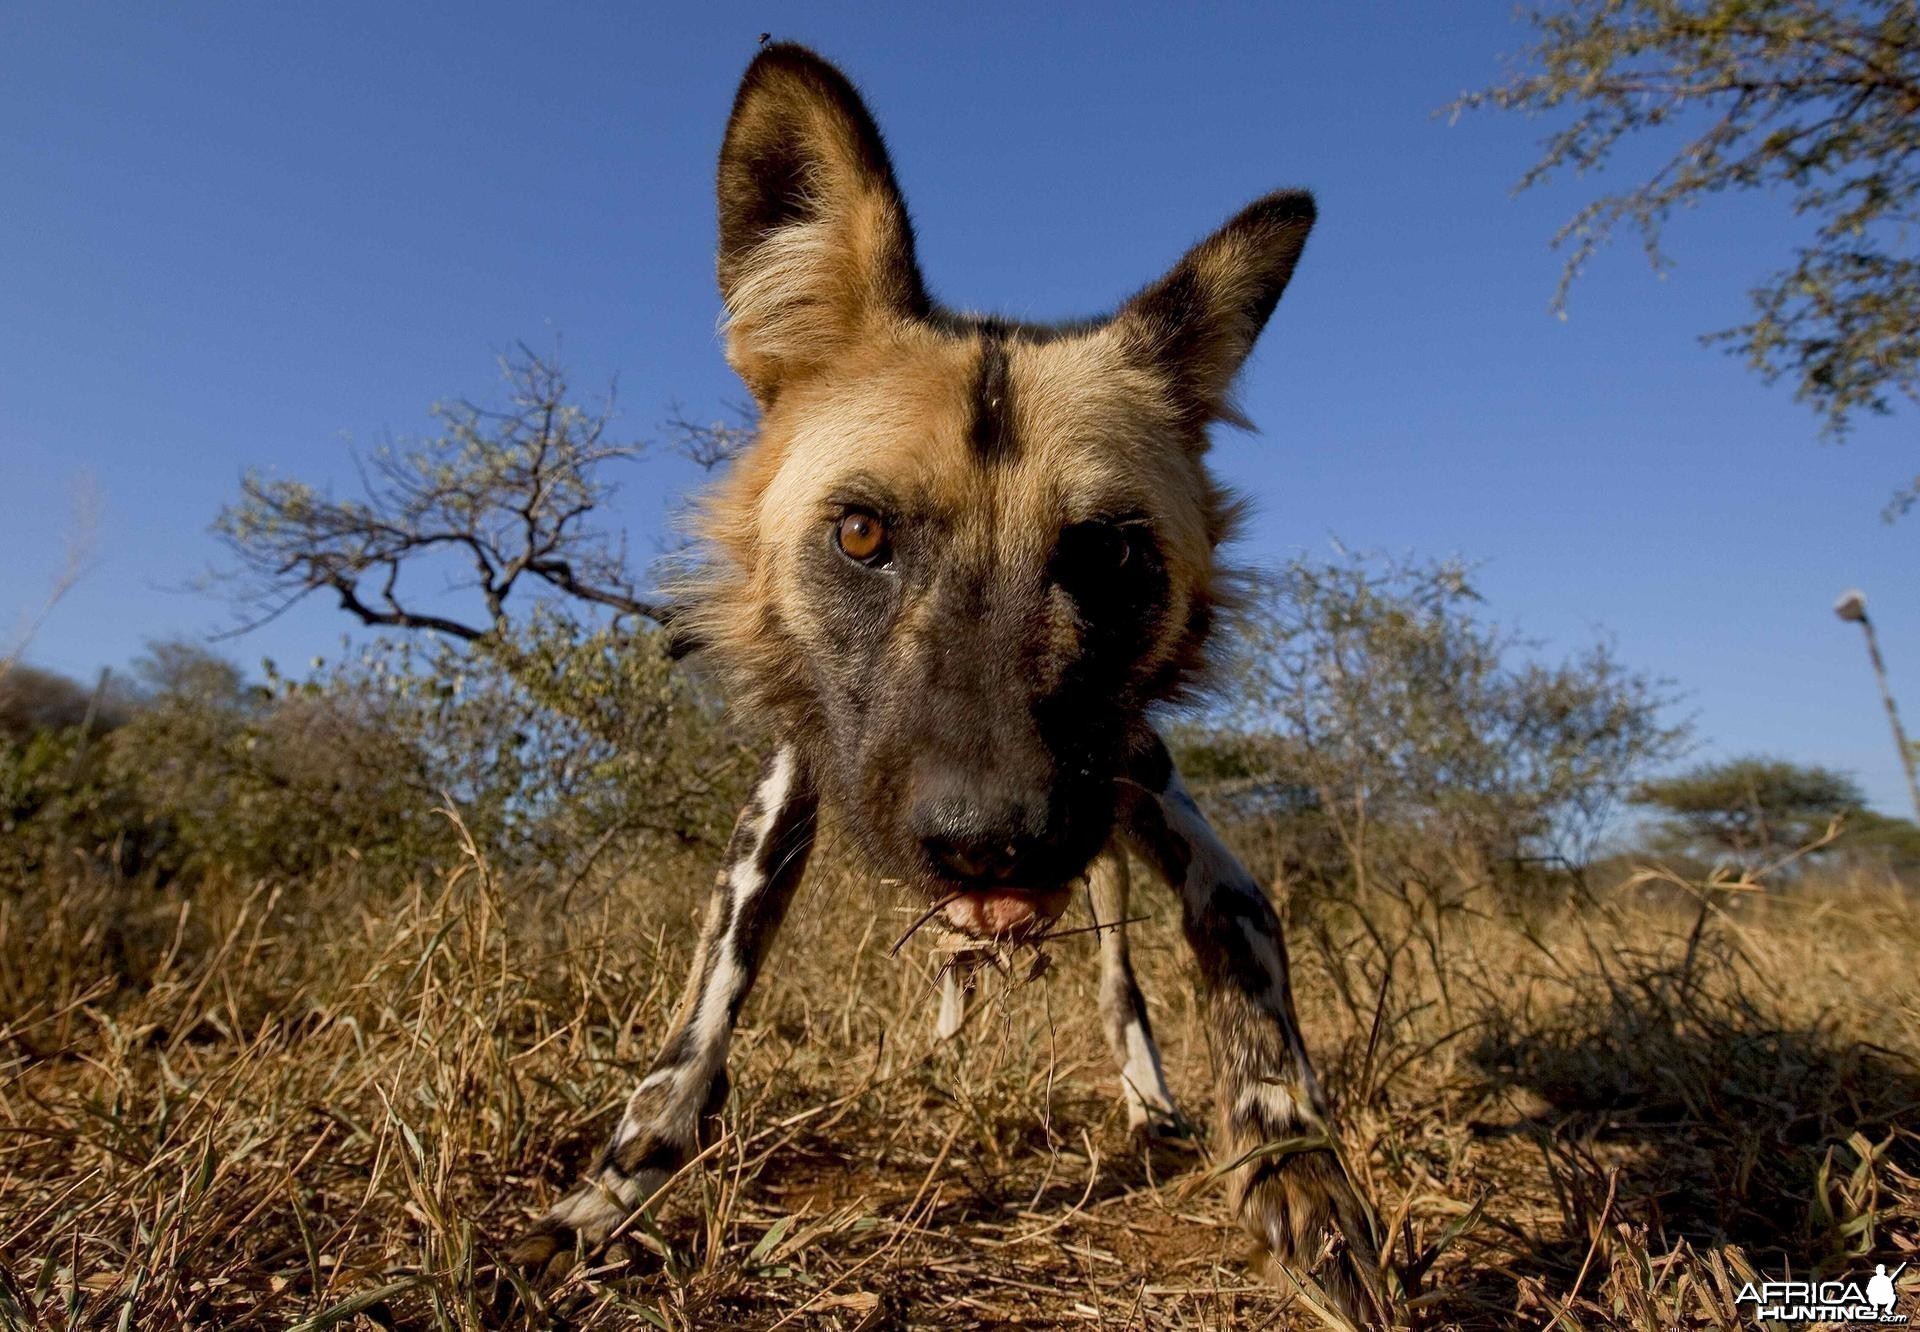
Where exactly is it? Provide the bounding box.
[717,44,929,405]
[1113,191,1316,431]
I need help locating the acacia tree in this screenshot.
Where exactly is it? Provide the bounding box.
[1457,0,1920,507]
[1188,551,1687,886]
[1633,754,1864,864]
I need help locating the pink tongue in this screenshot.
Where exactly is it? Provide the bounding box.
[942,884,1072,939]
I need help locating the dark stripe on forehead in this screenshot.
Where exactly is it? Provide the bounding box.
[969,325,1016,462]
[926,307,1104,345]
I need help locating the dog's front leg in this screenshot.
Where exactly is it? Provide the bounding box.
[512,744,816,1266]
[1087,842,1183,1135]
[1120,734,1387,1324]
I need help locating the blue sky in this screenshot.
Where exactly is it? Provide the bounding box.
[3,3,1915,814]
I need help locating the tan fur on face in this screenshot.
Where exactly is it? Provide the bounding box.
[680,321,1238,728]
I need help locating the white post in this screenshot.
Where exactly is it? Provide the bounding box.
[1836,589,1920,824]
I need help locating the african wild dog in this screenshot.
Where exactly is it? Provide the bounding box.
[513,43,1387,1320]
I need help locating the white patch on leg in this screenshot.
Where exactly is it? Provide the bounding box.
[935,967,968,1040]
[612,1068,676,1147]
[688,951,742,1079]
[745,748,795,859]
[934,949,987,1041]
[613,748,800,1164]
[1233,1080,1314,1135]
[676,747,797,1107]
[545,1165,667,1243]
[1119,1016,1177,1128]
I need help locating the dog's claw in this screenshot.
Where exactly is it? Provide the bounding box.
[504,1221,573,1276]
[1241,1146,1393,1328]
[508,1166,669,1278]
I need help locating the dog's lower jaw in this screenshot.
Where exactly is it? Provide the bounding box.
[939,883,1073,940]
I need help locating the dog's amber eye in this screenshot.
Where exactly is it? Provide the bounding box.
[836,511,889,564]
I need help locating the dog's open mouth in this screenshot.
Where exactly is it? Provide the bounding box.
[940,884,1074,941]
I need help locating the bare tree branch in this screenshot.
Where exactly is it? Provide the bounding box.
[216,348,672,643]
[2,475,99,683]
[664,402,758,472]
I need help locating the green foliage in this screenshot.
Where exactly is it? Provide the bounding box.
[295,611,751,872]
[1183,550,1687,896]
[1457,0,1920,498]
[1633,754,1869,864]
[0,726,128,868]
[471,611,751,855]
[0,623,748,887]
[1836,805,1920,872]
[0,663,139,876]
[0,663,124,740]
[104,641,444,880]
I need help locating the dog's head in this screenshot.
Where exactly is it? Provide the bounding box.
[686,45,1314,938]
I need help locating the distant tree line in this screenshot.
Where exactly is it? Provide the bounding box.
[1635,754,1920,871]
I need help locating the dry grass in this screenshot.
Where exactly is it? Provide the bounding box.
[2,819,1916,1329]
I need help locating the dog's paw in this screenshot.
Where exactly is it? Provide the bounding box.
[507,1167,669,1274]
[504,1218,576,1278]
[1239,1146,1393,1328]
[1127,1102,1196,1146]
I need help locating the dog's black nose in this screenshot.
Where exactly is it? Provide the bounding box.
[911,789,1048,885]
[922,832,1021,883]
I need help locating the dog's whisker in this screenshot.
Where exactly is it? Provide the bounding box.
[1024,912,1150,944]
[887,892,961,957]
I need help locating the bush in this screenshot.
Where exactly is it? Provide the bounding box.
[1178,550,1686,903]
[1,620,749,888]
